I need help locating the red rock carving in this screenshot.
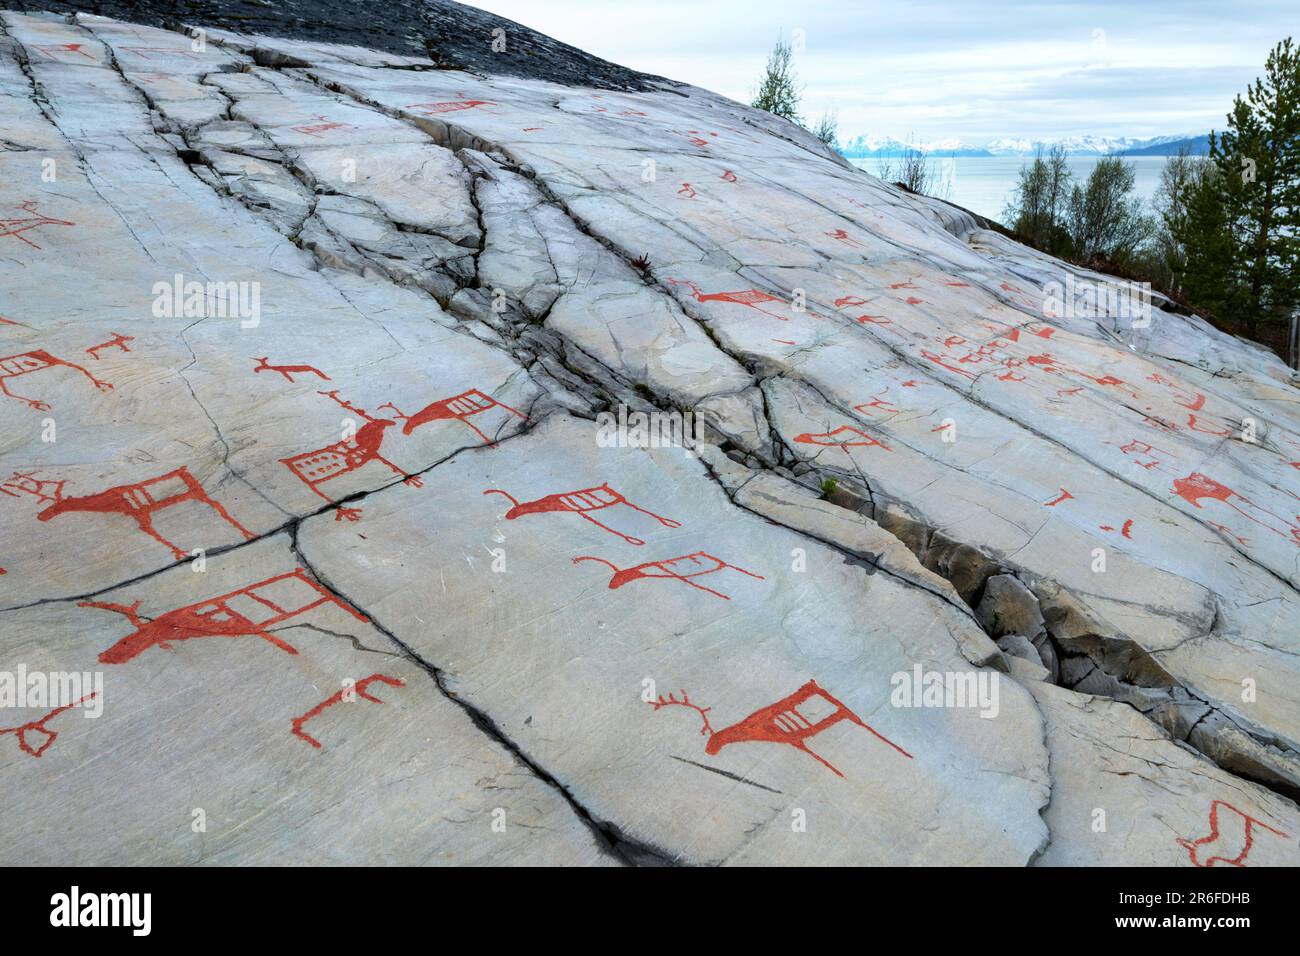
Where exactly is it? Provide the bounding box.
[793,425,892,451]
[291,117,356,137]
[36,467,253,560]
[405,95,497,115]
[0,201,75,250]
[0,692,98,758]
[1043,488,1074,507]
[721,170,737,183]
[651,680,911,777]
[281,418,413,521]
[34,43,94,60]
[0,349,112,410]
[252,356,330,382]
[378,389,525,444]
[1177,800,1290,867]
[573,551,764,601]
[483,484,680,545]
[0,471,66,503]
[678,182,696,199]
[85,333,134,360]
[118,46,201,59]
[826,229,864,247]
[667,279,791,320]
[82,569,368,665]
[291,674,405,749]
[1172,472,1299,545]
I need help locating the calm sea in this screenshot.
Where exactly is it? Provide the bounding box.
[847,155,1174,225]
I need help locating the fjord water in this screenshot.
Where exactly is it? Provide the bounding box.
[849,155,1172,223]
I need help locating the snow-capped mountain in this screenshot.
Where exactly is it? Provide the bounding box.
[838,135,991,157]
[983,133,1201,156]
[839,132,1207,158]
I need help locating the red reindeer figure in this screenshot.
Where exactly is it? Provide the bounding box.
[252,356,331,382]
[0,200,76,250]
[483,483,680,545]
[85,333,134,360]
[36,467,253,561]
[0,692,99,758]
[281,389,423,520]
[0,349,112,410]
[291,674,406,749]
[81,569,369,665]
[793,424,893,451]
[667,279,791,321]
[1177,800,1290,867]
[573,550,763,600]
[379,389,525,445]
[651,680,911,778]
[281,418,414,522]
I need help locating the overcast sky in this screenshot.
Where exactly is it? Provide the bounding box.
[465,0,1293,144]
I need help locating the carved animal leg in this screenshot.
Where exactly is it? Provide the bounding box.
[198,493,255,540]
[136,514,187,560]
[575,511,645,545]
[620,501,681,529]
[0,377,49,410]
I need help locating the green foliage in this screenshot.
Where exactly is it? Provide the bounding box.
[810,110,839,150]
[1003,146,1073,255]
[751,39,802,122]
[1178,37,1300,340]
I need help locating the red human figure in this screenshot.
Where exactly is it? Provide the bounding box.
[251,356,331,382]
[85,333,134,360]
[1177,800,1290,867]
[483,484,680,545]
[0,200,76,250]
[36,467,253,560]
[667,279,791,320]
[573,551,764,601]
[1172,472,1299,545]
[281,418,415,522]
[291,674,406,749]
[678,183,697,199]
[0,692,98,758]
[651,680,911,778]
[793,425,892,451]
[0,349,112,410]
[379,389,525,444]
[82,569,369,665]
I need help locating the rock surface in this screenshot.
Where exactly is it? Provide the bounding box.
[0,6,1297,866]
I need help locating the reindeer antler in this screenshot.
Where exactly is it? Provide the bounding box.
[649,689,714,738]
[78,599,145,628]
[482,488,521,508]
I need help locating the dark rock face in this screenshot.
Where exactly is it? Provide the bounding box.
[7,0,664,88]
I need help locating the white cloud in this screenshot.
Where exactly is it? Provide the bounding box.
[465,0,1291,142]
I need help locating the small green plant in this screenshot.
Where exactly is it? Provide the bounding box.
[820,477,838,496]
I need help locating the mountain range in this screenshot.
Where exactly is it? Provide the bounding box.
[838,133,1210,158]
